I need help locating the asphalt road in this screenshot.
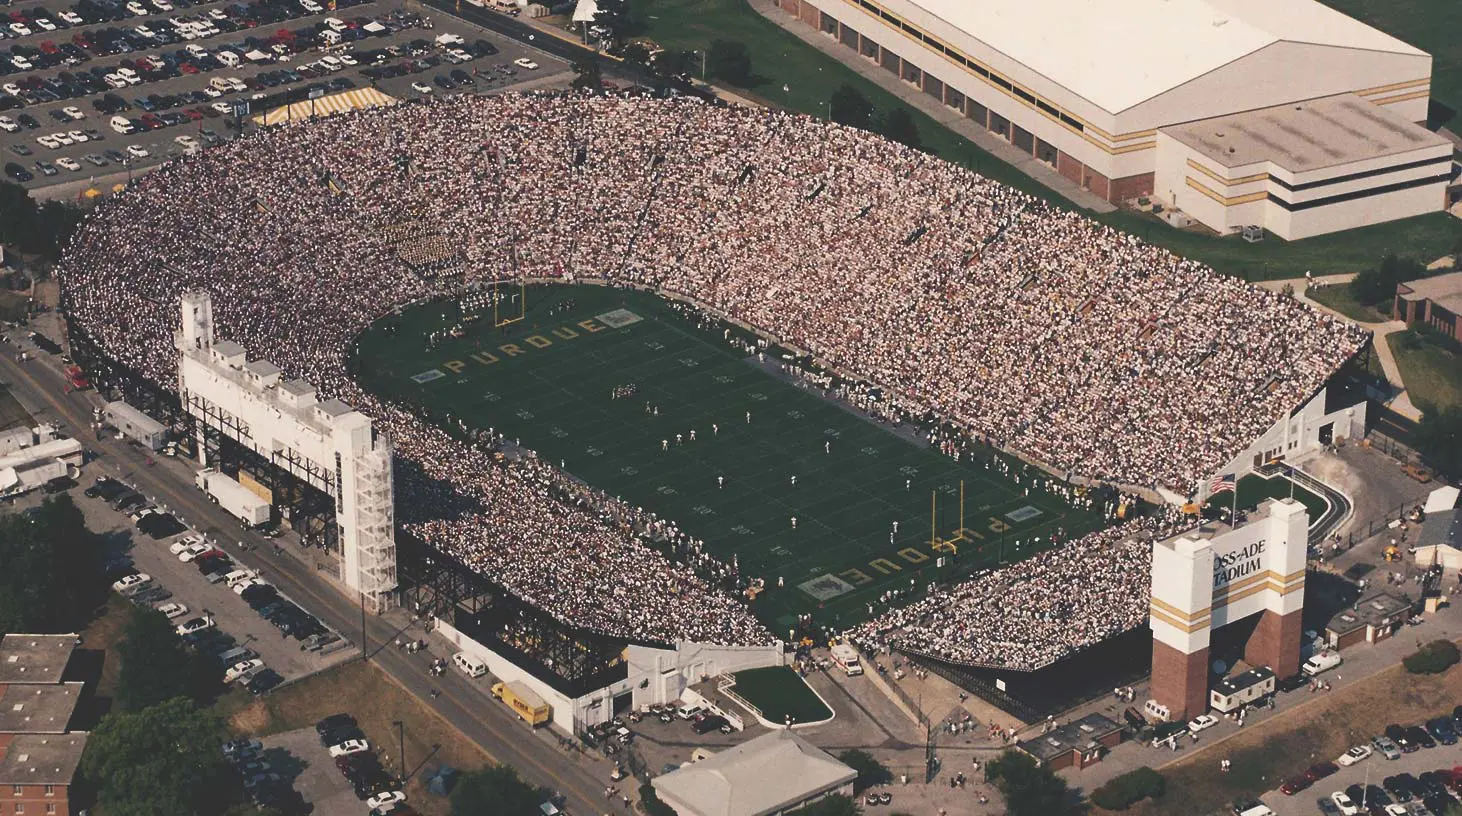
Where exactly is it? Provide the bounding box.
[0,332,624,816]
[0,0,569,192]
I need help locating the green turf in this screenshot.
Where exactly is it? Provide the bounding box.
[1388,330,1462,411]
[728,666,832,724]
[1204,473,1328,526]
[1304,283,1394,324]
[632,0,1462,281]
[353,284,1109,630]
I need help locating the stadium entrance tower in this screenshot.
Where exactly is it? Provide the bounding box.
[175,291,397,613]
[1148,498,1307,720]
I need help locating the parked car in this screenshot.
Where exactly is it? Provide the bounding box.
[328,739,370,757]
[1188,714,1219,734]
[155,601,188,619]
[175,615,215,636]
[1336,745,1372,766]
[112,573,151,593]
[1371,735,1402,760]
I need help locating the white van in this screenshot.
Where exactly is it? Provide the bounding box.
[452,651,488,678]
[216,50,240,67]
[1301,651,1342,677]
[110,115,136,134]
[323,16,347,31]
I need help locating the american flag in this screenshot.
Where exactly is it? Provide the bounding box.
[1209,473,1235,494]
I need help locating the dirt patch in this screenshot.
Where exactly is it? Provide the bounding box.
[1125,659,1462,816]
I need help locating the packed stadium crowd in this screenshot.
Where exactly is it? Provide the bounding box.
[58,93,1363,660]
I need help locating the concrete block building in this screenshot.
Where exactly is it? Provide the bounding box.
[776,0,1450,238]
[0,635,87,816]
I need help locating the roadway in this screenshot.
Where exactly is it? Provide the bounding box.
[0,332,622,816]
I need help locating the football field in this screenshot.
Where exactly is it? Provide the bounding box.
[353,284,1111,631]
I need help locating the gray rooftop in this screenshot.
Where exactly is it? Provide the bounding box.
[1327,591,1413,637]
[213,340,246,358]
[1162,93,1449,173]
[244,360,283,378]
[652,730,856,816]
[316,398,354,418]
[0,733,88,786]
[1417,509,1461,552]
[0,683,82,734]
[1016,713,1123,763]
[0,636,76,685]
[280,379,316,396]
[1397,271,1462,316]
[1213,666,1275,697]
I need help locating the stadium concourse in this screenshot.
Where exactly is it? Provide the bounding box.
[57,93,1367,670]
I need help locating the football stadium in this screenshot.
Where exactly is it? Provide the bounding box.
[56,93,1368,719]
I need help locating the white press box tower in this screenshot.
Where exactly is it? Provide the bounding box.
[176,291,397,612]
[1149,498,1308,719]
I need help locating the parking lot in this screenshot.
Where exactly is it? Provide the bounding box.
[0,0,568,187]
[259,727,371,816]
[17,462,359,685]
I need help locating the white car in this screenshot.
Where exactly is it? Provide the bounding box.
[1337,744,1373,766]
[32,18,56,32]
[176,542,212,561]
[211,101,233,115]
[1187,714,1219,734]
[52,132,74,146]
[67,130,88,143]
[134,24,156,37]
[411,81,432,95]
[112,573,152,593]
[167,535,204,554]
[105,74,129,89]
[58,11,84,25]
[1331,791,1361,816]
[175,616,215,636]
[174,134,198,150]
[366,791,406,810]
[62,106,85,121]
[328,739,369,758]
[224,659,264,683]
[337,53,356,66]
[10,56,33,71]
[223,568,259,587]
[513,58,538,70]
[0,117,16,133]
[301,0,323,11]
[126,144,150,158]
[2,83,20,96]
[126,1,149,15]
[152,0,174,9]
[155,602,188,619]
[37,134,62,149]
[232,578,267,595]
[8,22,32,37]
[55,157,81,171]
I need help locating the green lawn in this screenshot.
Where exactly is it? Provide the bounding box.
[1204,473,1328,526]
[634,0,1462,281]
[352,285,1109,630]
[1305,282,1394,324]
[1388,330,1462,411]
[728,666,832,724]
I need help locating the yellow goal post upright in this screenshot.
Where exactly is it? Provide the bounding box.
[929,480,968,555]
[492,278,526,328]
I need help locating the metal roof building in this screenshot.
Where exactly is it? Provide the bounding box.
[651,730,856,816]
[775,0,1449,238]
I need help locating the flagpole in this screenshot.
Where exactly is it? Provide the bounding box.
[1232,476,1238,525]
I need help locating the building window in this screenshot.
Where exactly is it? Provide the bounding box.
[15,804,23,814]
[46,806,57,815]
[42,787,53,798]
[11,786,20,796]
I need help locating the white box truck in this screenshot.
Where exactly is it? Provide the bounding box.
[196,468,270,527]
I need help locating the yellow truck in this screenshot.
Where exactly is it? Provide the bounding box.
[492,681,551,727]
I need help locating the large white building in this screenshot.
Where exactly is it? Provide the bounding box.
[778,0,1452,238]
[175,292,398,612]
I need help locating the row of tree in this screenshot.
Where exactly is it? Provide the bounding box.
[0,494,107,634]
[0,180,83,261]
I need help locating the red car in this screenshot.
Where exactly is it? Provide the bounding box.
[38,41,59,55]
[179,62,200,74]
[1279,775,1311,795]
[182,108,203,121]
[1303,762,1339,782]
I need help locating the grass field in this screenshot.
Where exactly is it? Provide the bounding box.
[728,666,832,724]
[1204,474,1329,527]
[634,0,1462,281]
[1305,283,1394,324]
[353,284,1109,630]
[1388,331,1462,411]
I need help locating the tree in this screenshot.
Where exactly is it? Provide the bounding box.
[115,607,199,711]
[0,182,82,259]
[1349,253,1425,307]
[654,49,699,82]
[0,495,106,633]
[707,39,753,86]
[593,0,644,40]
[1413,405,1462,482]
[1404,639,1460,675]
[620,41,653,67]
[1089,767,1165,810]
[837,749,892,792]
[829,84,875,130]
[786,794,861,816]
[449,764,547,816]
[985,750,1080,816]
[81,697,229,816]
[571,58,603,92]
[880,107,922,149]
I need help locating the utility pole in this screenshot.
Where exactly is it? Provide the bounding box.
[359,589,367,661]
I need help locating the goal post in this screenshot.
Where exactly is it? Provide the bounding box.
[493,279,526,328]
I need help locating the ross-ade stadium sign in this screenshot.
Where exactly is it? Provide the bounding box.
[1213,539,1266,589]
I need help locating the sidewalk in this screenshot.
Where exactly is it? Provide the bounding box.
[744,0,1115,214]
